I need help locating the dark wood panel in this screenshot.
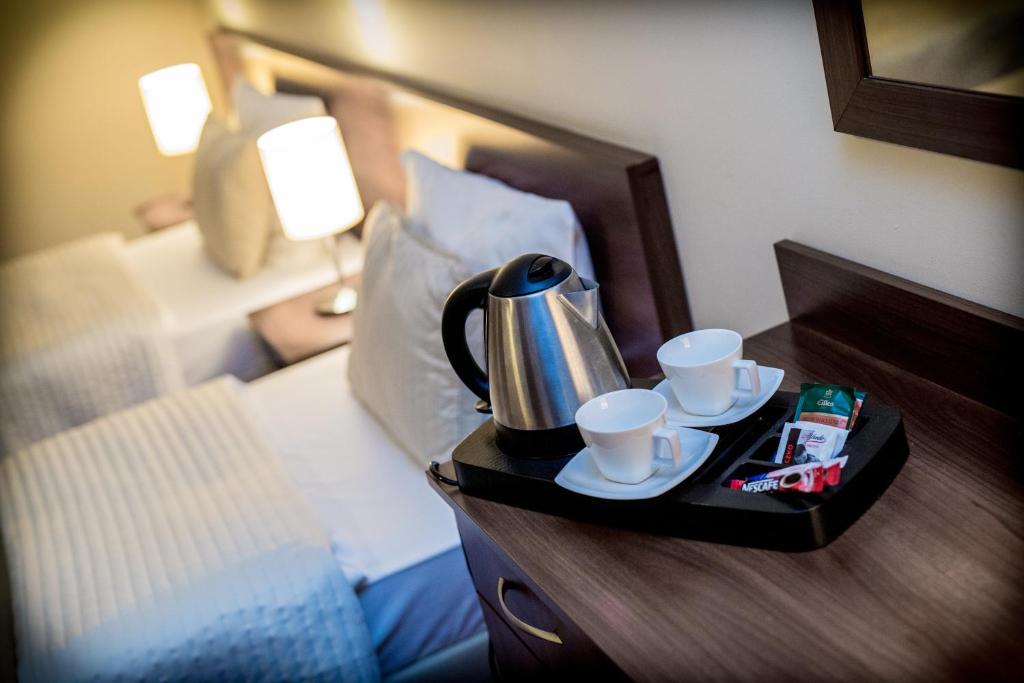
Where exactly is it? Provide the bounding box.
[842,78,1024,168]
[775,240,1024,417]
[212,29,654,167]
[812,0,1024,168]
[629,157,691,343]
[430,322,1023,682]
[813,0,869,126]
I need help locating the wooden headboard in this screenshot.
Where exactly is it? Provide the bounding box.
[210,29,692,376]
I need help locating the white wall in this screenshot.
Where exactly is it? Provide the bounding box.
[0,0,220,260]
[212,0,1024,336]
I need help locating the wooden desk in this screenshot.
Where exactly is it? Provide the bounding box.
[429,244,1022,681]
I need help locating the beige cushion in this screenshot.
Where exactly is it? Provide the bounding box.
[190,85,328,278]
[191,117,276,278]
[347,201,486,464]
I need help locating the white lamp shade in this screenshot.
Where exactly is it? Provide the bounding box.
[138,63,212,156]
[257,116,365,241]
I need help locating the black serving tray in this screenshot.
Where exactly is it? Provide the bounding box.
[451,391,908,551]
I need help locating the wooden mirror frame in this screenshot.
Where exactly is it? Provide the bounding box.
[812,0,1024,169]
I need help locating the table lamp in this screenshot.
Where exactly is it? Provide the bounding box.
[258,116,365,315]
[138,63,212,156]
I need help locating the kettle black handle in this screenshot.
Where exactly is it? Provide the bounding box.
[442,269,496,403]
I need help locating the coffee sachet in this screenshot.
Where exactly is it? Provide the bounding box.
[794,383,858,429]
[729,456,848,494]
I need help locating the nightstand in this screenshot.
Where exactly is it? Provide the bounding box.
[248,276,359,367]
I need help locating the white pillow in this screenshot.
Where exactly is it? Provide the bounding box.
[191,116,277,277]
[400,150,595,278]
[347,201,487,464]
[233,81,327,136]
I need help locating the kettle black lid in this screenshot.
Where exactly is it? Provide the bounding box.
[489,253,573,298]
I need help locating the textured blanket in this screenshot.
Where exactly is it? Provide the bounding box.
[0,233,184,454]
[0,377,379,682]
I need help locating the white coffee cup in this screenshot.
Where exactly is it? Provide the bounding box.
[575,389,683,484]
[656,329,761,416]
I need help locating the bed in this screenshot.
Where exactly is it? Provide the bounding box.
[245,347,486,678]
[0,220,344,455]
[125,219,349,384]
[0,348,484,681]
[0,27,691,682]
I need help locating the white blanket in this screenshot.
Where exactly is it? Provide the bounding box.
[244,346,463,586]
[0,377,379,682]
[0,233,184,454]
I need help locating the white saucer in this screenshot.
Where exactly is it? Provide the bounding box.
[554,426,718,501]
[653,366,785,428]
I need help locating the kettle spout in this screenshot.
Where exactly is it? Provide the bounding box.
[557,279,600,329]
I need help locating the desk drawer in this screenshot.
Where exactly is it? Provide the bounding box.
[455,509,624,678]
[479,594,547,680]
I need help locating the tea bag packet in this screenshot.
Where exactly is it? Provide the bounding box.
[794,383,859,429]
[773,421,849,465]
[850,391,866,429]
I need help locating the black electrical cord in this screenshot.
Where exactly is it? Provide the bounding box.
[429,460,459,486]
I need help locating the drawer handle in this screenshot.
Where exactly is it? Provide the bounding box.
[496,576,563,645]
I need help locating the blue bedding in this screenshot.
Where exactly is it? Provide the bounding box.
[358,546,484,676]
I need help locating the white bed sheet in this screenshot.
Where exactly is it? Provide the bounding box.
[242,345,462,587]
[125,221,360,384]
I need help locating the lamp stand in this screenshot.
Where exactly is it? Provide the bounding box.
[317,235,358,316]
[315,285,358,316]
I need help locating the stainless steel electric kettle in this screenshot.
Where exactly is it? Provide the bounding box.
[442,253,630,458]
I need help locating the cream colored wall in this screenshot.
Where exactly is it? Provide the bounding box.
[209,0,1024,336]
[0,0,220,261]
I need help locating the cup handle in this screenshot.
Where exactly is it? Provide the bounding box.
[732,359,761,401]
[653,427,682,469]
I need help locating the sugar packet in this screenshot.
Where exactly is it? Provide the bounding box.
[773,421,849,465]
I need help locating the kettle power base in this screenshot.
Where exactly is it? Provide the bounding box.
[450,390,908,551]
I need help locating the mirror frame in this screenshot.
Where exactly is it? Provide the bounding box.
[812,0,1023,169]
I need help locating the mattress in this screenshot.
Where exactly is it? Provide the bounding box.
[244,346,483,674]
[126,220,358,384]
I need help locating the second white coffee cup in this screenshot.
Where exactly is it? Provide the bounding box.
[657,329,761,416]
[575,389,682,484]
